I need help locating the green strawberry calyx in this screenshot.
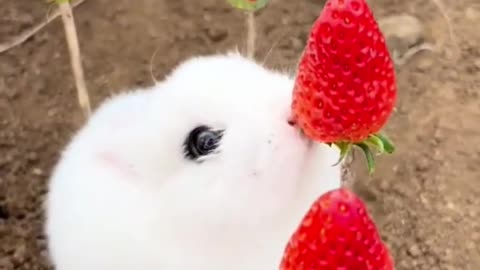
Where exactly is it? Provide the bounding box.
[330,133,395,175]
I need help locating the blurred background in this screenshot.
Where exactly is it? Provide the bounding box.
[0,0,479,269]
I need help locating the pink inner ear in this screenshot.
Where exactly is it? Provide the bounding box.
[97,151,138,179]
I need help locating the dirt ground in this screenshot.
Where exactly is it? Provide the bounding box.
[0,0,479,269]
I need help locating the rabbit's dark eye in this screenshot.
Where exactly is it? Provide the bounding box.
[184,126,223,160]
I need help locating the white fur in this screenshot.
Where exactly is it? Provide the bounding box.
[44,53,342,270]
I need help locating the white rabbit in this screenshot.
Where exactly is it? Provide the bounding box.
[44,52,342,270]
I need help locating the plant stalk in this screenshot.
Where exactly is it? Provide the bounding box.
[58,0,91,118]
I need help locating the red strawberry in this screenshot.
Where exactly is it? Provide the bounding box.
[279,188,395,270]
[290,0,397,173]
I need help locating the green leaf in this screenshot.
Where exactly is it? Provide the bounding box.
[332,142,351,166]
[356,143,376,175]
[55,0,70,3]
[227,0,270,11]
[366,135,385,153]
[376,133,395,154]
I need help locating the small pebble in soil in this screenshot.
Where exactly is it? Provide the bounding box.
[416,56,434,71]
[289,37,304,50]
[415,156,430,172]
[31,168,44,176]
[465,7,479,21]
[205,27,228,42]
[408,244,422,257]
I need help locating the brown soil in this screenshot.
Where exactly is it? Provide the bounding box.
[0,0,479,269]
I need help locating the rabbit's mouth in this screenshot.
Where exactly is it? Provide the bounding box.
[287,117,310,143]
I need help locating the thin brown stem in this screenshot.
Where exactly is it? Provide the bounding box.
[246,12,256,59]
[58,1,91,118]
